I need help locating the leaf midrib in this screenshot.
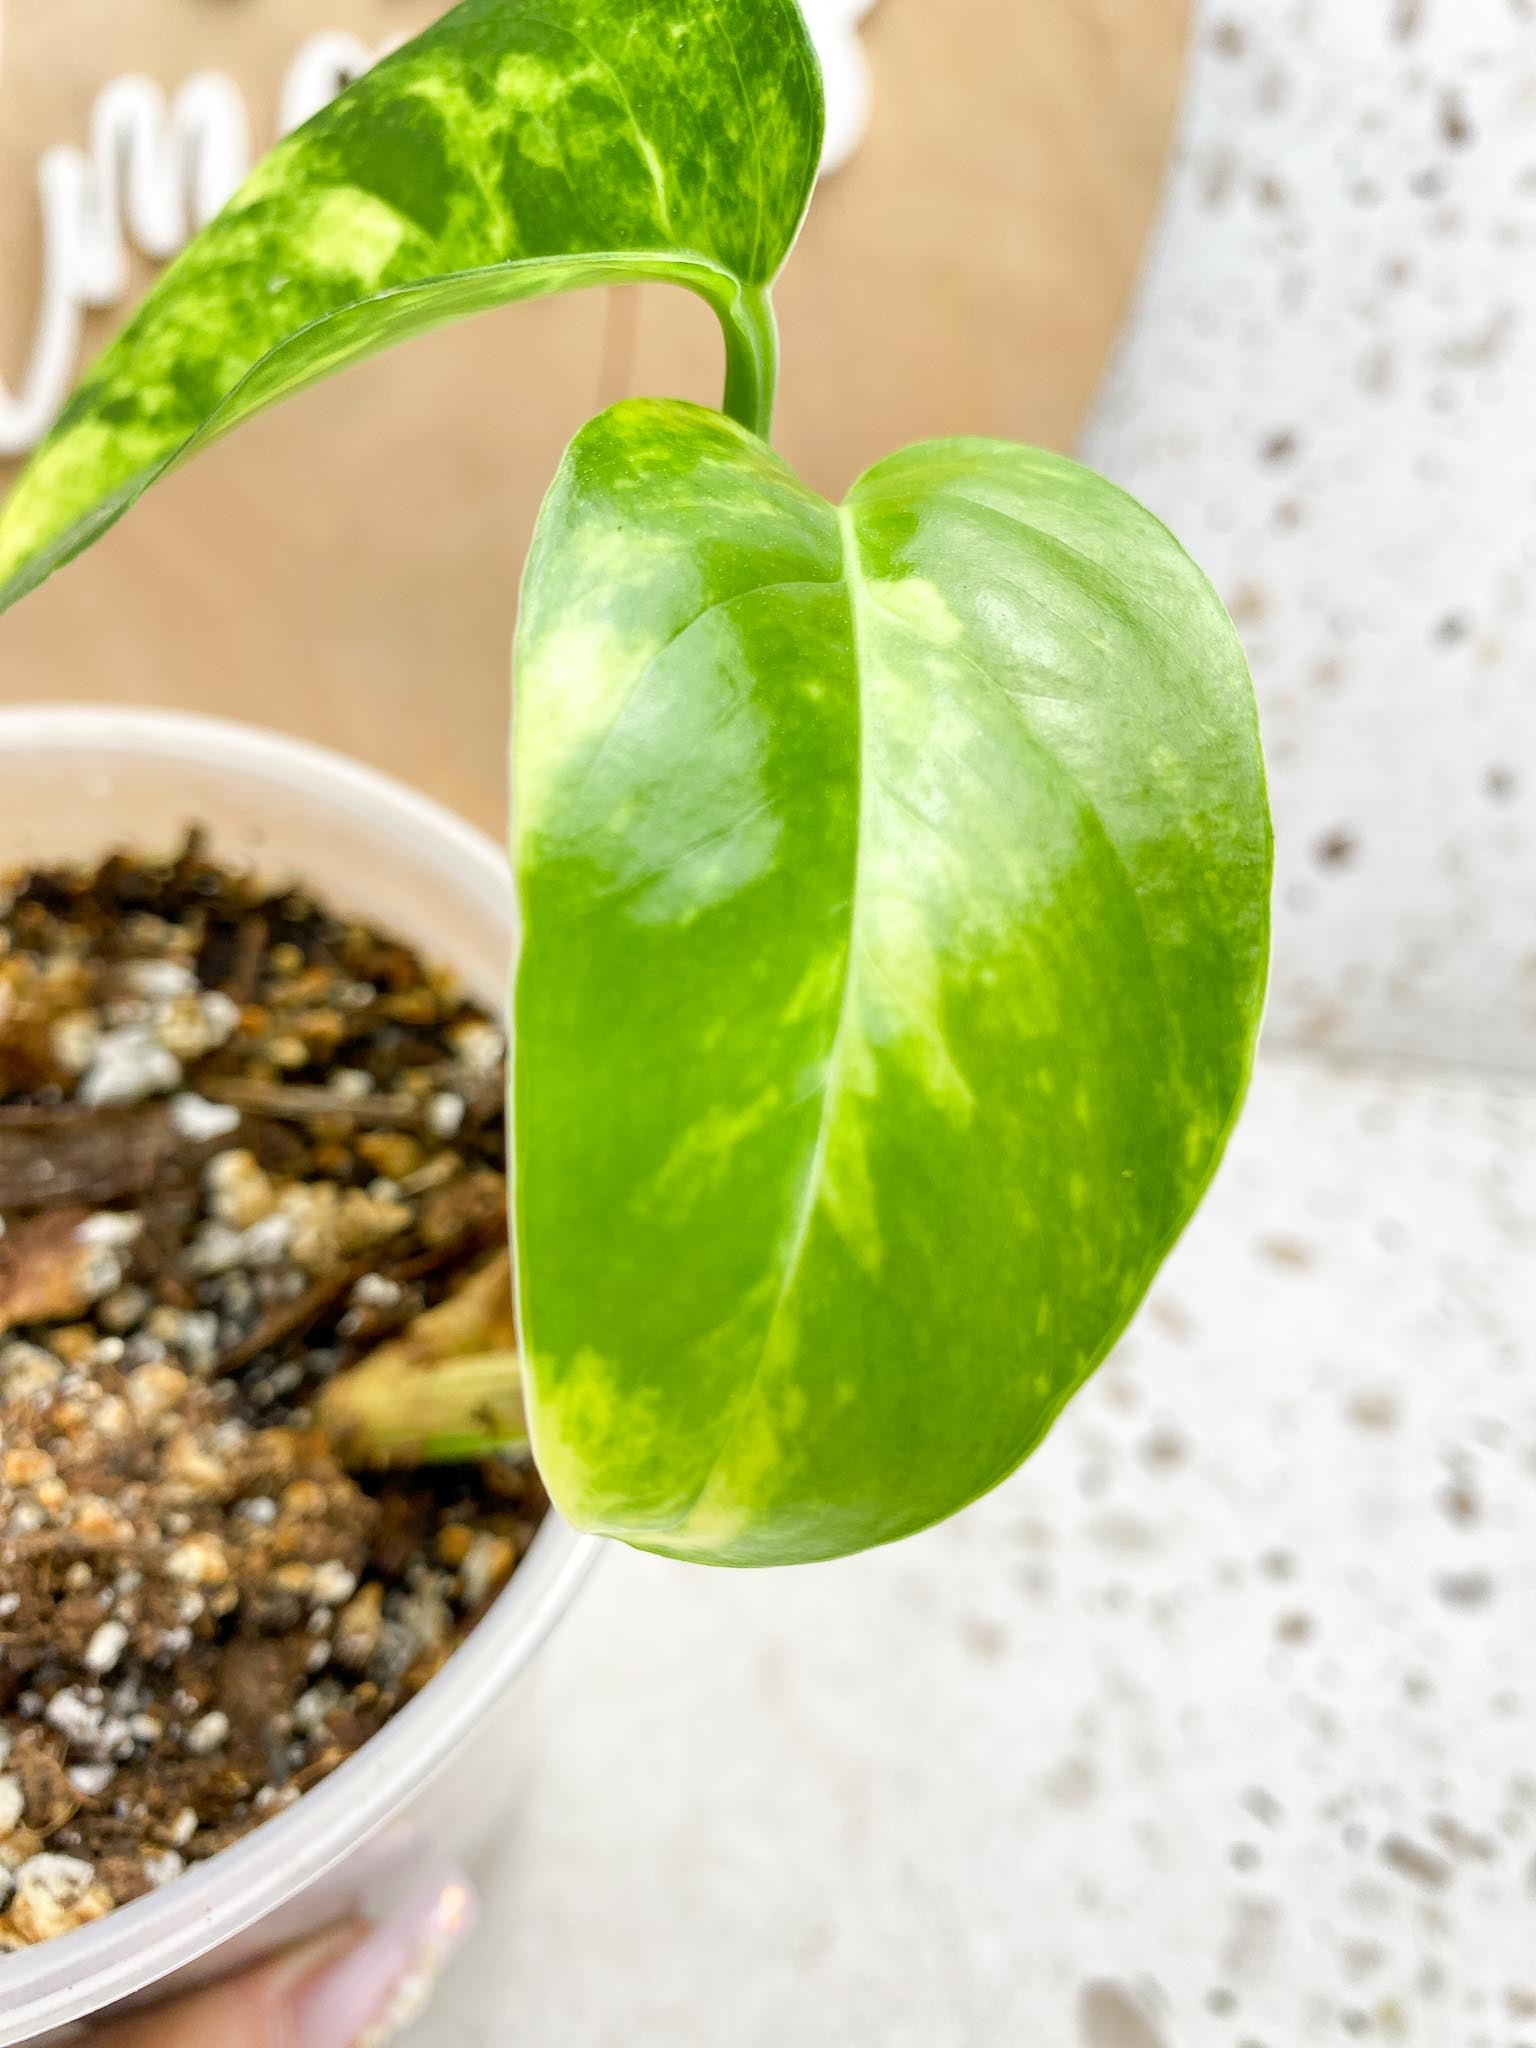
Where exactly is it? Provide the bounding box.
[660,503,873,1532]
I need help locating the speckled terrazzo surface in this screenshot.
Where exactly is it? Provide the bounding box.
[411,1052,1536,2048]
[1081,0,1536,1070]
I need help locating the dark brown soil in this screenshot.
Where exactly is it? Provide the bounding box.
[0,836,543,1949]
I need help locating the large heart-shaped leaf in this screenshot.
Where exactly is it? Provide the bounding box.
[514,399,1271,1567]
[0,0,821,613]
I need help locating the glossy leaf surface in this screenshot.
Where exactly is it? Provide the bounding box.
[0,0,821,611]
[514,399,1271,1566]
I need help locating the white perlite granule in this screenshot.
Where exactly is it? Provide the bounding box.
[0,1775,25,1838]
[124,961,196,1000]
[83,1619,129,1676]
[44,1688,103,1749]
[9,1855,102,1943]
[309,1562,358,1608]
[76,1213,143,1252]
[184,1711,230,1757]
[169,1093,242,1143]
[67,1763,116,1800]
[142,1850,185,1888]
[78,1023,183,1109]
[427,1092,466,1139]
[351,1273,403,1310]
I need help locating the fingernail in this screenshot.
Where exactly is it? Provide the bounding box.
[288,1861,479,2048]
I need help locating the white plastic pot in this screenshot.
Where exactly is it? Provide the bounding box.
[0,707,596,2046]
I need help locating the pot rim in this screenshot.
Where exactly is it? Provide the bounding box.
[0,705,601,2042]
[0,703,510,915]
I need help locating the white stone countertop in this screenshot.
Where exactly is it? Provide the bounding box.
[1082,0,1536,1075]
[410,1047,1536,2048]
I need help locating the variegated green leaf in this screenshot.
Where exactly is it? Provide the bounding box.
[0,0,822,612]
[513,399,1271,1567]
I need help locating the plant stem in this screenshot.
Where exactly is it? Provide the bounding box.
[316,1251,529,1471]
[320,1348,528,1470]
[720,286,780,442]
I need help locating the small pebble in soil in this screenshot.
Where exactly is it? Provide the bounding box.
[0,834,545,1951]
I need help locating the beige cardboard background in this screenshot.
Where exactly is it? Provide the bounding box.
[0,0,1190,836]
